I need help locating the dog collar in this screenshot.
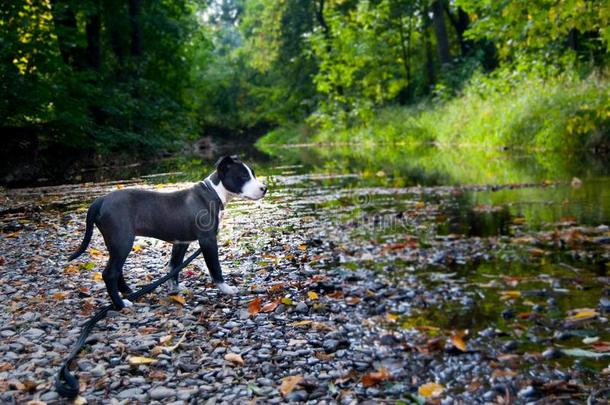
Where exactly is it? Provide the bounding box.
[201,179,225,210]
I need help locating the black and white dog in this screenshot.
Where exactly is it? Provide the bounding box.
[68,156,266,310]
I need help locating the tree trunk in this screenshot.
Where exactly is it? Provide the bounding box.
[431,0,451,65]
[315,0,330,40]
[445,5,471,56]
[422,8,436,88]
[50,0,79,66]
[129,0,142,57]
[86,7,101,69]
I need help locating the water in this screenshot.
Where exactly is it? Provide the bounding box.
[2,142,609,376]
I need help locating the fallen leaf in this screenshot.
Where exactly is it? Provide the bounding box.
[307,291,319,300]
[491,369,517,379]
[224,353,244,366]
[499,290,521,299]
[281,297,294,305]
[386,313,400,322]
[248,297,262,315]
[92,272,103,281]
[566,308,598,322]
[261,300,280,313]
[290,320,312,327]
[74,396,88,405]
[268,283,285,293]
[127,356,157,365]
[169,295,186,305]
[132,245,143,252]
[451,335,467,351]
[298,244,307,251]
[64,264,80,274]
[326,291,344,299]
[362,368,391,387]
[87,248,103,258]
[149,370,166,380]
[52,292,66,300]
[280,375,303,396]
[346,296,360,305]
[418,382,444,398]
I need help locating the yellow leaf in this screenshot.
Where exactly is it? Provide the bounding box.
[307,291,319,300]
[169,295,185,305]
[132,245,143,252]
[281,297,294,305]
[92,272,103,282]
[499,290,521,299]
[52,292,66,300]
[224,353,245,366]
[64,264,80,274]
[87,248,103,258]
[418,382,444,398]
[298,244,308,251]
[290,320,313,327]
[566,308,599,322]
[127,356,157,365]
[280,375,303,396]
[386,313,400,322]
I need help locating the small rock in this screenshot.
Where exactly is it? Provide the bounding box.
[600,298,610,311]
[40,391,59,402]
[118,388,143,399]
[23,328,45,338]
[295,302,309,314]
[150,387,176,400]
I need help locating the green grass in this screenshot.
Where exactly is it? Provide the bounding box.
[257,74,610,154]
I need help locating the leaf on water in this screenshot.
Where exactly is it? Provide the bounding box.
[451,335,467,351]
[307,291,319,300]
[280,375,303,396]
[169,295,186,305]
[566,308,598,322]
[248,297,262,315]
[560,348,610,359]
[362,368,391,387]
[128,356,157,365]
[261,300,280,313]
[418,382,444,398]
[92,272,103,281]
[224,353,244,366]
[499,290,521,299]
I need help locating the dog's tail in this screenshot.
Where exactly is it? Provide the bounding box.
[68,198,103,261]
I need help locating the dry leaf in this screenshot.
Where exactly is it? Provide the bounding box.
[418,382,444,398]
[499,290,521,299]
[451,335,467,351]
[326,291,344,299]
[290,320,312,327]
[298,244,308,251]
[248,297,262,315]
[224,353,245,366]
[92,272,103,281]
[87,248,103,258]
[64,264,80,274]
[52,292,66,300]
[261,300,280,313]
[169,294,186,305]
[307,291,319,300]
[566,308,598,322]
[386,313,400,322]
[132,245,143,252]
[280,375,303,396]
[127,356,157,365]
[346,296,361,305]
[362,368,391,387]
[281,297,294,305]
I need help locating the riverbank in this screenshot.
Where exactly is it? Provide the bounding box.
[257,74,610,155]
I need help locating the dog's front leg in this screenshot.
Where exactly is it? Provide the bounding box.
[198,236,238,295]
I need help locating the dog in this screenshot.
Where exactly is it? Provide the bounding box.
[68,156,266,310]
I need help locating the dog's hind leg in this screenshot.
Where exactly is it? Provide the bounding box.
[102,234,134,310]
[166,243,189,293]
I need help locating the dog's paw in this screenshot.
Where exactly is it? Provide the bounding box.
[166,279,182,294]
[217,283,239,295]
[122,299,133,308]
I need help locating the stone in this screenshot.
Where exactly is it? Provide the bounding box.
[150,387,176,400]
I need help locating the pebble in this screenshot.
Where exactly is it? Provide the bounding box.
[150,387,176,400]
[23,328,45,338]
[295,302,309,314]
[118,388,143,399]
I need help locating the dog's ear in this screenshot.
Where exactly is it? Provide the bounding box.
[215,156,235,171]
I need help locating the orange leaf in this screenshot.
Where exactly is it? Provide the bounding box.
[52,292,66,300]
[346,296,360,305]
[326,291,344,299]
[248,297,262,315]
[268,283,285,293]
[261,300,280,313]
[169,295,185,305]
[418,382,444,397]
[451,335,467,351]
[362,368,391,387]
[307,291,319,300]
[280,375,303,396]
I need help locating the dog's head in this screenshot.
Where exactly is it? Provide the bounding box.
[215,156,266,200]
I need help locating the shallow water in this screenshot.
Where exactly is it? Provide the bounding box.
[2,142,609,394]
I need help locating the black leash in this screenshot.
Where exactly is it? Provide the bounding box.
[55,248,202,399]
